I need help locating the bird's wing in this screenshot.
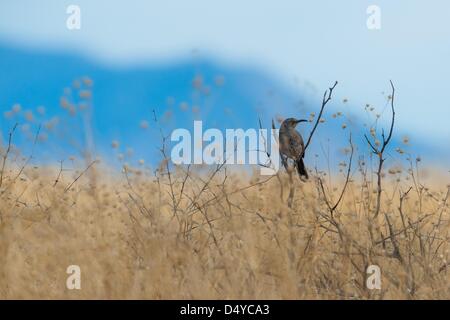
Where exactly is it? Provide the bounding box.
[289,131,305,159]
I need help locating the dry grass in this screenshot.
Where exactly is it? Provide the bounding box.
[0,158,448,299]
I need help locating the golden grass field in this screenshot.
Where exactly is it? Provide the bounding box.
[0,156,448,299]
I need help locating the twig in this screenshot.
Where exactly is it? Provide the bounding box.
[64,160,98,192]
[53,160,64,187]
[0,123,18,189]
[303,81,338,155]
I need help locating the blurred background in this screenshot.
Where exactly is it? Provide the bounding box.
[1,0,449,169]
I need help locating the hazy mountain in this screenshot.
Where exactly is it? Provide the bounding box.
[0,43,444,168]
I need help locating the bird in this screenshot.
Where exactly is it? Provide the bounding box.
[279,118,309,180]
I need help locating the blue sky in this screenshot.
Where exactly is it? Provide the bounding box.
[1,0,450,144]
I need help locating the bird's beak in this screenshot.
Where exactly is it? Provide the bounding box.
[296,119,308,123]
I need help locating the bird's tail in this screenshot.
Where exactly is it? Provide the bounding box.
[296,158,309,180]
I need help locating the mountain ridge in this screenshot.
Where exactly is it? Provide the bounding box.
[0,43,445,168]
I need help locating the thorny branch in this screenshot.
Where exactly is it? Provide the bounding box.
[364,80,396,218]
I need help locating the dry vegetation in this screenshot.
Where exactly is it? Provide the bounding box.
[0,81,449,299]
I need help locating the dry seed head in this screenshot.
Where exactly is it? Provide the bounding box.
[82,77,93,87]
[192,75,203,89]
[111,140,120,149]
[60,97,69,109]
[342,147,352,155]
[44,117,59,130]
[214,75,225,86]
[166,96,175,106]
[38,132,48,142]
[12,103,21,113]
[72,79,81,89]
[4,110,13,119]
[37,106,46,115]
[68,105,76,116]
[79,90,92,99]
[179,102,189,111]
[140,120,149,129]
[79,102,88,110]
[25,110,34,122]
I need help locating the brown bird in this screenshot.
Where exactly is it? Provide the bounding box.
[279,118,309,180]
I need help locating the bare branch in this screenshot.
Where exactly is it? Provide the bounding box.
[303,81,338,154]
[0,123,18,189]
[64,160,98,192]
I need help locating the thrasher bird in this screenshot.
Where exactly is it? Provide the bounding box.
[279,118,309,180]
